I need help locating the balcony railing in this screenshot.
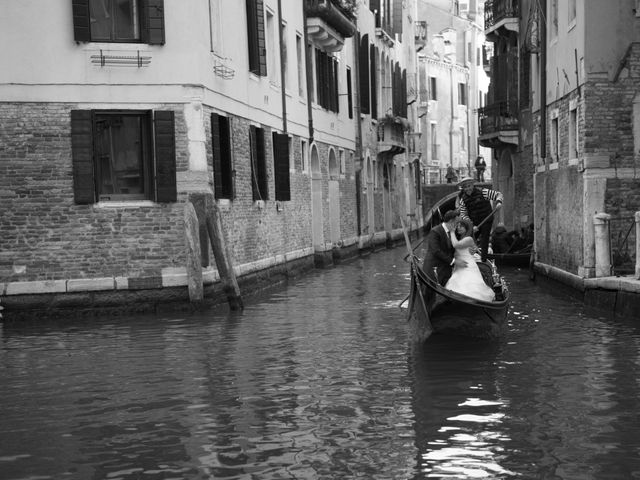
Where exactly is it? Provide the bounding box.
[478,101,519,136]
[484,0,519,31]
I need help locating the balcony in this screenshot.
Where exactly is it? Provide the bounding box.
[478,102,519,148]
[305,0,356,52]
[484,0,519,41]
[377,116,408,155]
[415,21,427,52]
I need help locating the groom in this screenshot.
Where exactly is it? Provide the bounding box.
[421,209,468,286]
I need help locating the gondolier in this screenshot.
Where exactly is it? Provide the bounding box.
[456,176,503,262]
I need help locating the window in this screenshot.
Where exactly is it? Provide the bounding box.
[246,0,267,76]
[211,113,234,199]
[458,83,467,105]
[70,110,176,203]
[429,76,437,101]
[315,49,339,112]
[249,126,268,200]
[296,34,305,97]
[72,0,165,44]
[569,108,578,159]
[272,132,291,201]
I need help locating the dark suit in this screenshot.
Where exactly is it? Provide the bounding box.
[421,224,455,285]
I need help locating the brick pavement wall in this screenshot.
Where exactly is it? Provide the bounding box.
[0,103,186,283]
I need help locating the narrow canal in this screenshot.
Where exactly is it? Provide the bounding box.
[1,247,639,479]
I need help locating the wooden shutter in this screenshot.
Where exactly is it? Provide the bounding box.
[273,132,290,201]
[255,0,267,76]
[250,126,267,201]
[246,0,267,76]
[346,67,353,119]
[401,69,407,117]
[154,110,176,203]
[211,113,224,199]
[393,62,401,116]
[359,34,370,115]
[143,0,166,45]
[72,0,91,42]
[369,45,377,119]
[70,110,96,204]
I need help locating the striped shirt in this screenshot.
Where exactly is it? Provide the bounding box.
[458,187,503,221]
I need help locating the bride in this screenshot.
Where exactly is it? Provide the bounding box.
[445,219,495,301]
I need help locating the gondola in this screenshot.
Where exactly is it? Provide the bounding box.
[401,193,510,342]
[486,249,533,268]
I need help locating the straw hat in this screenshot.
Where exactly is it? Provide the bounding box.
[457,176,475,187]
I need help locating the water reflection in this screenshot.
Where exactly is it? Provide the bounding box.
[1,251,640,479]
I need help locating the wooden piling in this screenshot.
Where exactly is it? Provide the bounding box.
[184,201,203,302]
[203,193,243,310]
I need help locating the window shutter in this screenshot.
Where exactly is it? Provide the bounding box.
[359,34,370,114]
[142,0,165,45]
[211,113,224,199]
[246,0,267,76]
[70,110,96,204]
[154,110,177,203]
[369,45,377,119]
[401,69,407,117]
[273,132,290,201]
[255,0,267,76]
[72,0,91,42]
[250,126,268,201]
[346,68,353,119]
[393,62,401,116]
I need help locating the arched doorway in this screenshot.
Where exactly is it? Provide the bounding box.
[328,148,340,243]
[310,144,324,247]
[366,155,375,233]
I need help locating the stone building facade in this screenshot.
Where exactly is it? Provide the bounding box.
[0,0,421,316]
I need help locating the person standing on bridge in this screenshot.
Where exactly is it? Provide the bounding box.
[456,176,503,262]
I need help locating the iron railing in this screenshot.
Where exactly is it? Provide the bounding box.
[478,101,519,136]
[609,215,636,276]
[484,0,519,30]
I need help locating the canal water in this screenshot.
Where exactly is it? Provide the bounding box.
[1,247,639,480]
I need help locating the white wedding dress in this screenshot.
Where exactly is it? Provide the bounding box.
[445,236,495,301]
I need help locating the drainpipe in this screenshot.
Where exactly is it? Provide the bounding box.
[540,0,547,162]
[277,0,287,133]
[302,4,314,143]
[354,26,363,236]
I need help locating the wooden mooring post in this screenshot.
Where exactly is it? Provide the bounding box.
[186,193,243,310]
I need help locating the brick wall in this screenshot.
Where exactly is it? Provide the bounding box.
[0,103,186,283]
[202,106,313,265]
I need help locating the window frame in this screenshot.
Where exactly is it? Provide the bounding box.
[72,0,166,45]
[70,109,176,204]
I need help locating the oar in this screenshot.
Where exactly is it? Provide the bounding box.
[475,204,501,230]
